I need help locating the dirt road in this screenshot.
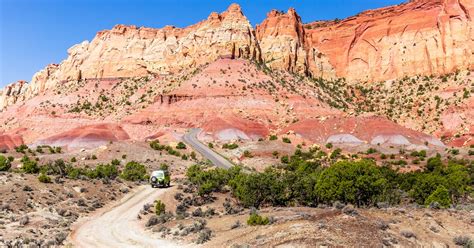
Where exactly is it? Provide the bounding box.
[70,185,186,248]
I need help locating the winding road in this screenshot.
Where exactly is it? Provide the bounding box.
[70,128,230,247]
[183,128,234,169]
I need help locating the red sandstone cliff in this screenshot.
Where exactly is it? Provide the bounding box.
[1,0,473,109]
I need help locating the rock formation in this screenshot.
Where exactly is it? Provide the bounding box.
[1,0,473,110]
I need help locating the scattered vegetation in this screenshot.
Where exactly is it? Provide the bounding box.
[0,155,11,171]
[222,143,239,150]
[155,200,166,215]
[247,213,270,226]
[120,161,147,181]
[185,148,473,209]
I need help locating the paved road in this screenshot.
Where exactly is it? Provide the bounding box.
[183,128,234,169]
[70,185,186,248]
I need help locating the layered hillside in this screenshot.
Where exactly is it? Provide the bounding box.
[1,0,473,110]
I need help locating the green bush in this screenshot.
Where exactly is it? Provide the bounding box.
[176,142,187,149]
[222,143,238,149]
[315,160,389,206]
[150,140,165,150]
[120,161,147,181]
[38,173,52,183]
[155,200,166,215]
[243,150,253,158]
[269,135,277,141]
[247,213,269,225]
[282,137,291,144]
[208,143,214,148]
[186,164,242,197]
[15,144,28,153]
[366,148,377,154]
[88,163,118,179]
[330,148,342,159]
[425,185,450,208]
[71,157,77,163]
[0,155,11,171]
[22,160,39,174]
[325,143,333,149]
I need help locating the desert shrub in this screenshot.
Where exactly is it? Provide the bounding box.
[67,167,84,179]
[424,185,450,208]
[38,173,52,183]
[15,144,28,153]
[40,159,70,177]
[176,142,187,149]
[22,159,39,174]
[186,165,242,197]
[243,150,253,158]
[120,161,147,181]
[190,151,197,160]
[89,163,119,179]
[325,143,333,149]
[70,157,77,163]
[330,148,342,159]
[247,213,269,225]
[150,140,165,150]
[208,143,214,148]
[269,135,277,141]
[196,229,212,244]
[282,137,291,144]
[410,150,427,158]
[222,143,238,150]
[366,148,378,154]
[453,235,472,246]
[111,159,120,166]
[155,200,166,215]
[0,155,11,171]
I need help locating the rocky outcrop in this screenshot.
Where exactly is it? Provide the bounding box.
[0,80,28,110]
[303,0,473,81]
[1,0,472,109]
[16,3,260,104]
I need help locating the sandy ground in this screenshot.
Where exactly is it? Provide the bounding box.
[69,185,192,248]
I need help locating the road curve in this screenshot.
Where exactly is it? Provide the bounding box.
[70,185,186,248]
[183,128,234,169]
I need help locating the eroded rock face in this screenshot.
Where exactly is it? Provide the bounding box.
[303,0,473,82]
[35,123,130,149]
[0,81,28,110]
[1,0,472,110]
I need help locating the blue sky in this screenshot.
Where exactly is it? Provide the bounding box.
[0,0,403,87]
